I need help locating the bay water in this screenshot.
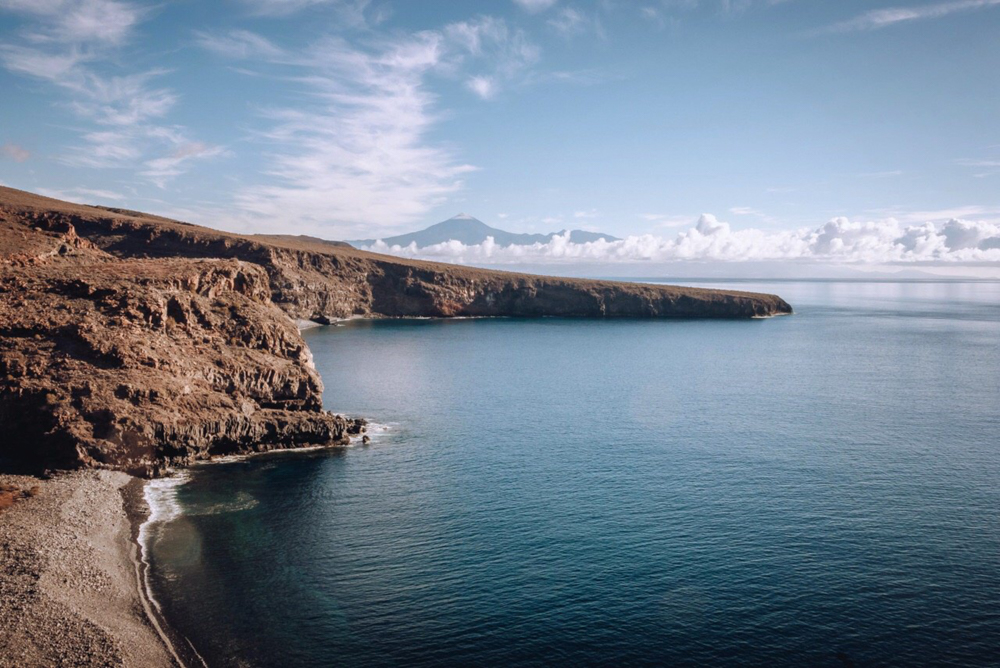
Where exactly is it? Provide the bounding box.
[144,280,1000,667]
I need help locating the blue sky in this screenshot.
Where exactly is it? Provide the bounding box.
[2,0,1000,271]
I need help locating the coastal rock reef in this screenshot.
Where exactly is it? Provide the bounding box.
[0,186,790,475]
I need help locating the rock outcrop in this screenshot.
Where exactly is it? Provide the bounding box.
[0,186,789,474]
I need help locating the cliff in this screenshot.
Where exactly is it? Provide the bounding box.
[0,187,792,321]
[0,186,790,474]
[0,192,363,475]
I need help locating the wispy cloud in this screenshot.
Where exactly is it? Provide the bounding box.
[547,7,605,39]
[955,158,1000,167]
[639,6,669,30]
[238,0,371,22]
[193,17,542,234]
[574,208,599,218]
[141,142,227,188]
[822,0,1000,32]
[195,29,286,59]
[225,33,477,236]
[1,0,144,45]
[445,16,540,98]
[0,0,218,183]
[729,206,778,225]
[656,0,789,18]
[466,75,498,99]
[37,185,126,201]
[513,0,559,13]
[866,205,1000,224]
[0,143,31,162]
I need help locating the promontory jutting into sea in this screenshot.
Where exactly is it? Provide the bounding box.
[2,1,1000,666]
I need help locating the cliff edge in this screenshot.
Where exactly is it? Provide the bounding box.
[0,186,790,474]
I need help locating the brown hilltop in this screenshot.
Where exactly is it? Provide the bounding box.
[0,186,790,475]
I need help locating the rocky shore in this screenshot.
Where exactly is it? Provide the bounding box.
[0,471,179,667]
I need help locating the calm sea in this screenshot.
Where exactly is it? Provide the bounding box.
[144,280,1000,667]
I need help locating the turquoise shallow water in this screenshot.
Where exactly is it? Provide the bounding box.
[145,280,1000,667]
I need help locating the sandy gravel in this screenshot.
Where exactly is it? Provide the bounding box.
[0,470,179,667]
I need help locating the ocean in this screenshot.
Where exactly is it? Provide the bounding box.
[143,280,1000,667]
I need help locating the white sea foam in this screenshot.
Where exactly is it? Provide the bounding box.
[142,471,190,528]
[137,470,191,617]
[360,421,394,445]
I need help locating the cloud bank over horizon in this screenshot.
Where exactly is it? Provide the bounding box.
[2,0,1000,256]
[362,214,1000,265]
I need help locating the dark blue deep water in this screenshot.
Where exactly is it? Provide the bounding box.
[145,280,1000,667]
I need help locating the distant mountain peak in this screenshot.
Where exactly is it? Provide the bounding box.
[349,215,620,249]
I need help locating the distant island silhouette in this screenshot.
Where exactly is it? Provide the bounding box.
[350,213,619,248]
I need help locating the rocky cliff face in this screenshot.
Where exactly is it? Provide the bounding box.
[1,193,363,475]
[0,186,789,474]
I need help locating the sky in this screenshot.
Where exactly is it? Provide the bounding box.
[1,0,999,275]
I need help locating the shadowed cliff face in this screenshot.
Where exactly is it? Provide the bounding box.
[0,186,789,474]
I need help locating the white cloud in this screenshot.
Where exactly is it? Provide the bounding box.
[0,0,216,182]
[0,0,143,45]
[574,209,599,218]
[657,0,789,17]
[513,0,558,13]
[0,143,31,162]
[141,142,226,188]
[874,205,1000,224]
[238,0,370,22]
[640,6,668,29]
[466,75,497,99]
[192,18,540,234]
[444,16,540,95]
[549,7,586,34]
[547,7,604,38]
[823,0,1000,32]
[228,33,477,236]
[361,214,1000,265]
[196,29,285,59]
[37,186,125,201]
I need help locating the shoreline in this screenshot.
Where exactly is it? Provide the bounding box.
[126,432,390,667]
[0,471,180,667]
[0,438,381,667]
[123,477,207,668]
